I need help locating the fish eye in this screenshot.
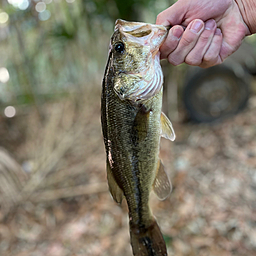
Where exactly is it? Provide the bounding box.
[114,42,125,53]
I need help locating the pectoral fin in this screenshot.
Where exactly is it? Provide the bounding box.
[107,160,123,204]
[153,160,172,200]
[160,112,175,141]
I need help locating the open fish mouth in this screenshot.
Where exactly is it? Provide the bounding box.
[115,19,168,58]
[112,20,168,102]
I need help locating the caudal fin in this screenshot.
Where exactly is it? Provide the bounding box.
[130,219,167,256]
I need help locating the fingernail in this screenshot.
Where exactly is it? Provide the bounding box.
[172,27,183,39]
[205,19,215,30]
[215,28,222,35]
[189,20,204,33]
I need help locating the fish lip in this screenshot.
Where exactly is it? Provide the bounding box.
[115,19,168,45]
[114,19,168,59]
[115,19,167,32]
[115,19,150,32]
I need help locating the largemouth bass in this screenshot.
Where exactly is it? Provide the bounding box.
[101,19,175,256]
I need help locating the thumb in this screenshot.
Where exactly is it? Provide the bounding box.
[156,1,188,26]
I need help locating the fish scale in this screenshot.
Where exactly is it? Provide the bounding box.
[101,19,175,256]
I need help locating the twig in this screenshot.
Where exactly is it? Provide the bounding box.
[30,182,108,202]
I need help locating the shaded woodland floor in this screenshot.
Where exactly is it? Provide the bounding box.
[1,90,256,256]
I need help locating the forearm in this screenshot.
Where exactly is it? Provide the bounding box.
[235,0,256,34]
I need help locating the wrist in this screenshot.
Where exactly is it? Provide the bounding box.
[235,0,256,34]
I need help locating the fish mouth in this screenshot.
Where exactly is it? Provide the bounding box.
[114,19,167,102]
[115,19,168,51]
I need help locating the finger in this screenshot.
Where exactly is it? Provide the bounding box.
[185,19,217,66]
[219,20,249,60]
[200,28,223,68]
[160,25,184,59]
[156,2,188,26]
[167,19,204,66]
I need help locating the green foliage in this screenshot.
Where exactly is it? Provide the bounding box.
[0,0,172,106]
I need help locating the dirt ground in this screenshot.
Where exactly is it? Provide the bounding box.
[1,90,256,256]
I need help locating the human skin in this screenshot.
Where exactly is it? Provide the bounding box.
[156,0,256,68]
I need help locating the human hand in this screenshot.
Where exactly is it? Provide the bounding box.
[156,0,250,68]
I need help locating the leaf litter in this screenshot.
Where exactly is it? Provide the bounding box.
[0,90,256,256]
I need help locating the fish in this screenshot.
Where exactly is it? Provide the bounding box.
[101,19,175,256]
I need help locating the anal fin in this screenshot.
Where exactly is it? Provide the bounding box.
[107,160,124,204]
[161,112,175,141]
[153,160,172,200]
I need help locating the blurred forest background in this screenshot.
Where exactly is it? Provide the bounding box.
[0,0,256,256]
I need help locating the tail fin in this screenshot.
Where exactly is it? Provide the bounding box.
[130,219,167,256]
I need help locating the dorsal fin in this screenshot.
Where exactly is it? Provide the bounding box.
[153,160,172,200]
[160,112,175,141]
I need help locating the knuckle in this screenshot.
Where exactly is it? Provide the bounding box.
[185,55,201,66]
[168,54,182,66]
[156,12,164,24]
[199,33,211,44]
[180,35,194,47]
[200,58,220,68]
[203,52,216,63]
[228,43,239,54]
[163,35,179,52]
